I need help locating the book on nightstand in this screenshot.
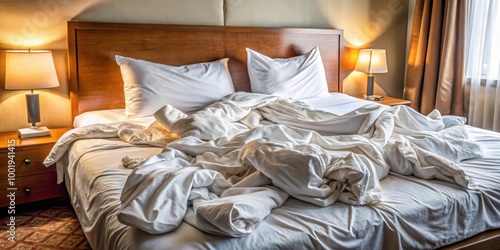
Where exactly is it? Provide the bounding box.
[18,127,50,138]
[363,94,384,101]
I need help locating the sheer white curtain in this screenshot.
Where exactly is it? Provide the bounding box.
[466,0,500,132]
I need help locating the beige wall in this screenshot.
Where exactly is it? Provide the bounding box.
[0,0,408,132]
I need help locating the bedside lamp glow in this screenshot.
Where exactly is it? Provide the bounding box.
[354,49,388,96]
[5,50,60,138]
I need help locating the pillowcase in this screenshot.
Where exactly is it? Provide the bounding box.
[116,55,235,118]
[246,47,329,100]
[72,109,156,128]
[73,109,126,127]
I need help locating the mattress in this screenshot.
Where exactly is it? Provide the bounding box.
[60,94,500,249]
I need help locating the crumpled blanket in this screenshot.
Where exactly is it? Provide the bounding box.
[44,121,180,184]
[44,92,483,237]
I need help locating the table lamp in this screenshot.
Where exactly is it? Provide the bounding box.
[354,49,388,99]
[5,50,60,138]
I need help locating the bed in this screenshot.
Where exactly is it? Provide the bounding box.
[45,21,500,249]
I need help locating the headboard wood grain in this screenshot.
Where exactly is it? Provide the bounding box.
[68,21,343,119]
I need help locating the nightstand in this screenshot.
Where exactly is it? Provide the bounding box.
[0,127,72,207]
[361,96,411,106]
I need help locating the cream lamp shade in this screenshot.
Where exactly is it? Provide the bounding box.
[354,49,388,97]
[4,50,60,138]
[354,49,388,74]
[5,50,60,90]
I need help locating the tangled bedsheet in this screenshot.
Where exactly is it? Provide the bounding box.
[44,92,483,237]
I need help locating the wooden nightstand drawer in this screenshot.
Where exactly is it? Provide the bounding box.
[0,171,66,207]
[0,147,54,178]
[0,127,72,207]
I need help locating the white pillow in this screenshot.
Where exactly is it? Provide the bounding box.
[246,47,329,100]
[116,55,235,118]
[73,109,158,128]
[73,109,126,127]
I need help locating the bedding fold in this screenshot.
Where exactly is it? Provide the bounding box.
[44,92,483,236]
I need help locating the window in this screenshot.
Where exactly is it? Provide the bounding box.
[465,0,500,132]
[466,1,500,80]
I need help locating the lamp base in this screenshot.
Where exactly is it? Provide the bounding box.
[18,126,50,138]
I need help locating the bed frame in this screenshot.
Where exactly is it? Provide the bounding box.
[66,21,500,249]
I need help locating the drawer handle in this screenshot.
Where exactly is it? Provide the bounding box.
[24,158,31,165]
[24,188,31,194]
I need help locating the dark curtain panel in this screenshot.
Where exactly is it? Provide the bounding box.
[405,0,467,116]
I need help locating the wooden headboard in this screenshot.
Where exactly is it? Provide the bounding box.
[68,21,343,119]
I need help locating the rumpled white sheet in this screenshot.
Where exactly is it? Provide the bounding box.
[44,122,180,184]
[44,92,483,237]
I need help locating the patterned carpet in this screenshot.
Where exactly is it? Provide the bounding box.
[0,198,91,250]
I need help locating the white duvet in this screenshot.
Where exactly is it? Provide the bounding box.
[45,92,483,237]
